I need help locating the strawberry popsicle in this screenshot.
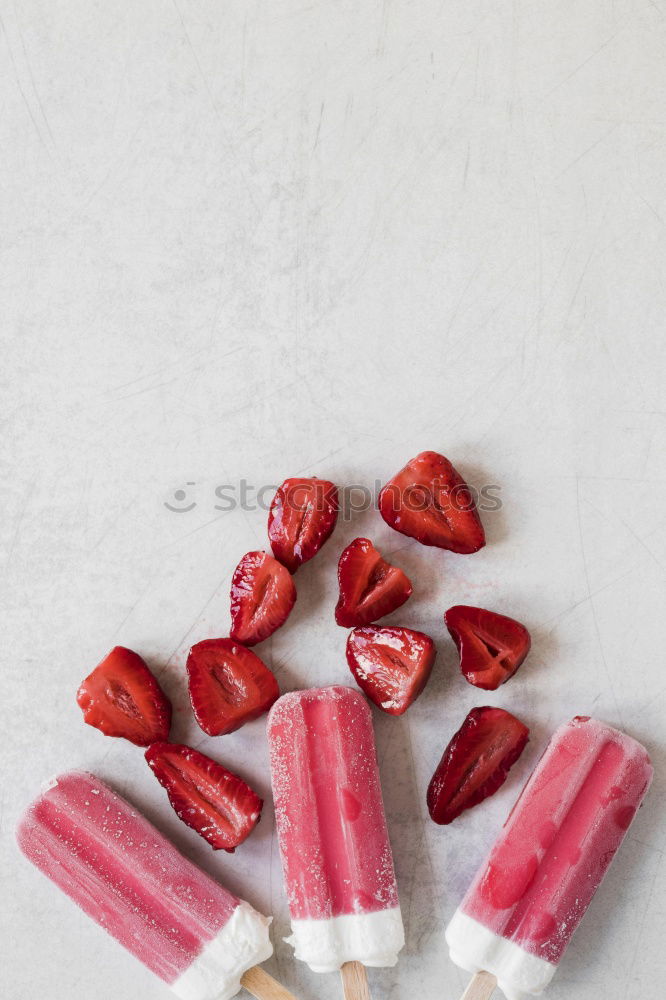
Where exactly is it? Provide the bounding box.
[16,771,276,1000]
[446,717,653,1000]
[267,686,404,974]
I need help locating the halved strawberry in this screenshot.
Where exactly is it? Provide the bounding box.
[229,551,297,646]
[427,707,529,825]
[187,638,279,736]
[445,605,531,690]
[346,625,436,714]
[77,646,171,747]
[145,742,262,851]
[268,477,339,573]
[335,537,412,627]
[378,450,485,554]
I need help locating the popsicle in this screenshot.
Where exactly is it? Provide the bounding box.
[446,717,653,1000]
[16,771,296,1000]
[267,686,404,996]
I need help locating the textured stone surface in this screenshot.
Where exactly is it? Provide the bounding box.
[2,3,665,999]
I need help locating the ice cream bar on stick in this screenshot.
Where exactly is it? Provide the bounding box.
[446,717,653,1000]
[267,686,404,999]
[16,771,300,1000]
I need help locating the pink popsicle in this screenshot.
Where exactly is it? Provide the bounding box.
[446,717,653,1000]
[267,686,404,973]
[16,771,273,1000]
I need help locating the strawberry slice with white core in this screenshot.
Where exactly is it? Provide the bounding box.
[445,605,531,690]
[145,742,263,852]
[268,477,339,573]
[335,537,412,628]
[379,450,485,554]
[229,551,297,646]
[187,638,279,736]
[77,646,172,747]
[346,625,436,714]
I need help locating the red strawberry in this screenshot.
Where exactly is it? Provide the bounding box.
[346,625,436,715]
[445,605,531,690]
[229,551,296,646]
[187,638,279,736]
[335,537,412,628]
[378,450,485,554]
[77,646,171,747]
[145,742,262,852]
[427,707,529,825]
[268,477,339,573]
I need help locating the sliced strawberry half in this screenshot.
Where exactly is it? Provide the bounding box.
[77,646,171,747]
[427,707,529,825]
[379,450,485,554]
[445,605,531,690]
[268,477,339,573]
[335,537,412,628]
[145,742,262,851]
[187,638,279,736]
[229,551,297,646]
[346,625,436,714]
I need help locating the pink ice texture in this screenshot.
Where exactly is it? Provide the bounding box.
[267,686,399,921]
[462,716,653,964]
[16,771,240,984]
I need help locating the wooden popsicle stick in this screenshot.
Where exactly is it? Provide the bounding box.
[241,964,301,1000]
[460,971,497,1000]
[340,961,372,1000]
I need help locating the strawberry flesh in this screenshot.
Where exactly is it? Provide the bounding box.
[77,646,171,747]
[145,742,262,851]
[335,537,412,627]
[427,706,529,825]
[346,625,436,714]
[446,605,531,690]
[230,550,297,646]
[268,477,339,573]
[187,638,279,736]
[379,450,485,553]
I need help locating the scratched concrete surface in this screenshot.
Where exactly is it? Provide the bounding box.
[1,2,665,999]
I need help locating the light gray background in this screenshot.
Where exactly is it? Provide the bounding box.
[2,2,665,999]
